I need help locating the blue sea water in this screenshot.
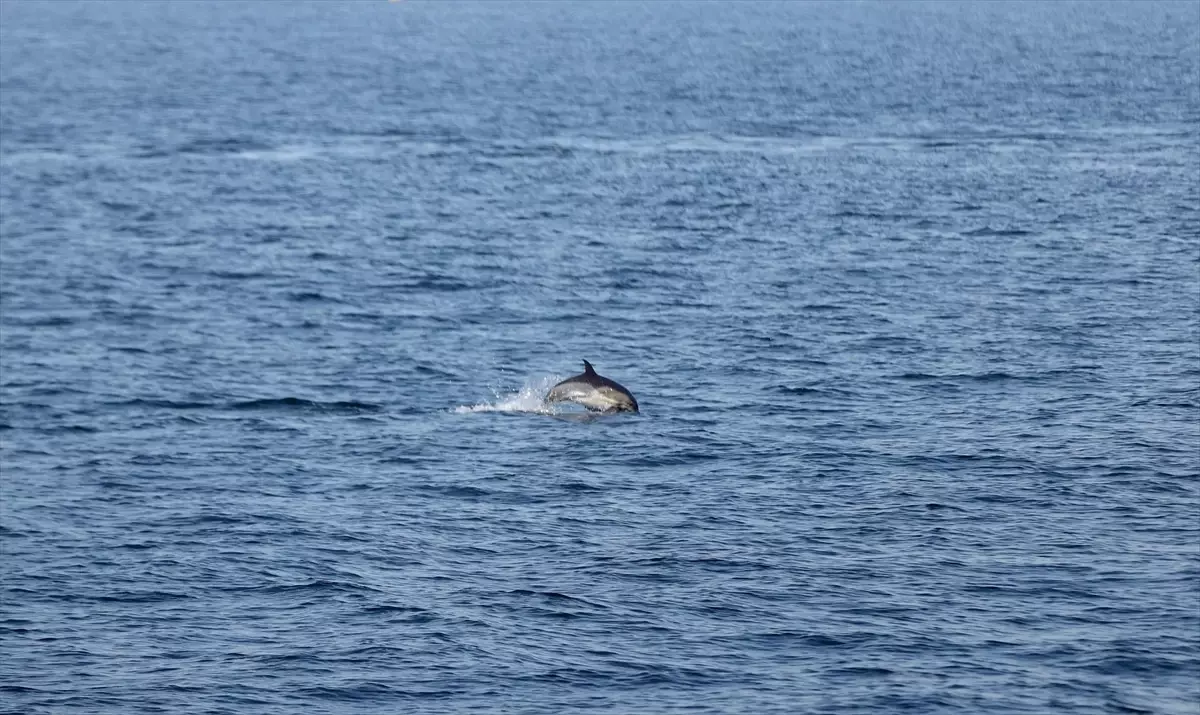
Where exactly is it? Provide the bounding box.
[2,1,1198,713]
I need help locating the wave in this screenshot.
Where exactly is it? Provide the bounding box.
[963,226,1033,237]
[176,136,273,156]
[229,398,383,413]
[107,397,383,413]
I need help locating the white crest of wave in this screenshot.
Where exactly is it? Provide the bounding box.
[452,376,563,414]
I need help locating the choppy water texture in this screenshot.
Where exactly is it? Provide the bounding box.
[2,2,1199,713]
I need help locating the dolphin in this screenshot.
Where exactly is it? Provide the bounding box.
[546,360,639,413]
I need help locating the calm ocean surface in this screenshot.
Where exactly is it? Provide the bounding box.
[2,2,1198,713]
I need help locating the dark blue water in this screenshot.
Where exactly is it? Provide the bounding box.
[2,2,1198,713]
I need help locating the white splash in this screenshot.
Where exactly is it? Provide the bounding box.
[452,376,563,415]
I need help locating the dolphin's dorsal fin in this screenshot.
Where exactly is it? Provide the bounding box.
[582,360,596,375]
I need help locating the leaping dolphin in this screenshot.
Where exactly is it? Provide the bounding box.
[546,360,639,413]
